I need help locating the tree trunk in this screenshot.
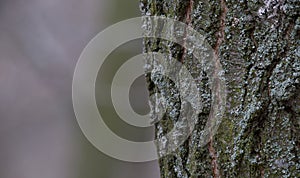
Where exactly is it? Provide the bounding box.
[140,0,300,177]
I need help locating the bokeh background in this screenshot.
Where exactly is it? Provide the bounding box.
[0,0,160,177]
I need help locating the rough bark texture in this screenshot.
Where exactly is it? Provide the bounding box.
[140,0,300,177]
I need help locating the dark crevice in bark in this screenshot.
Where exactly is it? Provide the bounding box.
[180,0,194,63]
[241,63,253,109]
[181,139,191,177]
[285,103,300,164]
[209,0,227,177]
[263,20,295,97]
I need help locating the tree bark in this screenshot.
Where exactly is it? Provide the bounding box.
[140,0,300,177]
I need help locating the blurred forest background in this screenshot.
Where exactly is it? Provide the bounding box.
[0,0,159,178]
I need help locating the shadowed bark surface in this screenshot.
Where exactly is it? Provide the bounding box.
[140,0,300,177]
